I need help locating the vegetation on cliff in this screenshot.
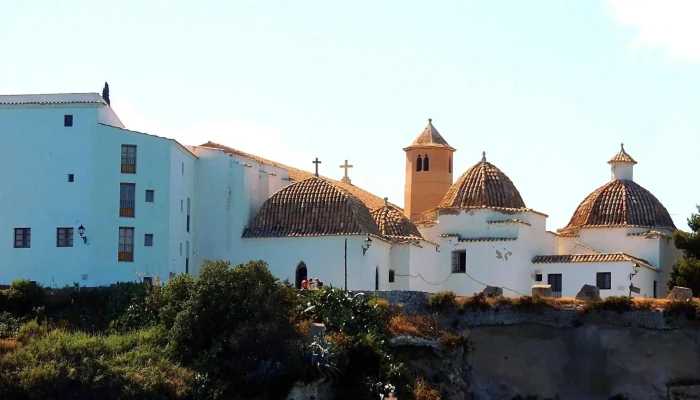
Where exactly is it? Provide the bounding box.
[0,261,454,400]
[669,205,700,296]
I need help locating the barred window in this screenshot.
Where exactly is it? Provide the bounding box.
[451,250,466,273]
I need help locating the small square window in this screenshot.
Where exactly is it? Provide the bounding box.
[64,115,73,127]
[145,190,155,202]
[57,227,74,247]
[143,276,153,286]
[389,270,395,283]
[144,234,154,247]
[535,274,542,282]
[67,174,74,182]
[14,228,31,248]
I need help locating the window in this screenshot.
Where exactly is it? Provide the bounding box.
[548,274,562,298]
[143,276,153,286]
[181,162,184,175]
[120,183,135,217]
[596,272,611,290]
[423,155,430,171]
[653,280,657,298]
[535,273,542,282]
[451,250,466,273]
[57,228,74,247]
[180,242,182,256]
[145,190,154,202]
[185,241,190,273]
[14,228,31,248]
[186,198,191,232]
[64,115,73,127]
[118,227,134,262]
[67,174,74,182]
[389,270,395,283]
[121,145,137,173]
[144,234,154,247]
[448,157,452,173]
[416,155,422,172]
[181,199,183,212]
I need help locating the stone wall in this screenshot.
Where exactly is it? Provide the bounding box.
[365,290,700,400]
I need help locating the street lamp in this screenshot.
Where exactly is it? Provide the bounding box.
[628,263,640,298]
[362,235,372,255]
[78,225,87,244]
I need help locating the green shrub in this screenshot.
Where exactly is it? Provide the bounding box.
[0,313,22,339]
[0,326,194,399]
[301,287,384,337]
[3,279,46,316]
[510,295,551,311]
[428,291,457,312]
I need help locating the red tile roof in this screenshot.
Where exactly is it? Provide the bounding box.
[403,119,455,151]
[242,177,381,238]
[440,152,526,209]
[532,252,655,270]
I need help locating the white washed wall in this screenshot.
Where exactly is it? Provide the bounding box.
[167,145,197,277]
[0,103,190,287]
[238,235,392,290]
[533,261,660,299]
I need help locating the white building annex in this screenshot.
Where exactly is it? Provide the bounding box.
[0,89,682,299]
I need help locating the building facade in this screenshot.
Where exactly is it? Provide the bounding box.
[0,91,682,298]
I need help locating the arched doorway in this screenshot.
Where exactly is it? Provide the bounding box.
[295,262,308,289]
[375,266,379,290]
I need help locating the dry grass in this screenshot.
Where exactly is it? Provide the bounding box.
[387,312,446,339]
[0,339,20,353]
[412,376,441,400]
[456,294,700,311]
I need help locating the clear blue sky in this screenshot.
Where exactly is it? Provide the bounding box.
[2,0,699,231]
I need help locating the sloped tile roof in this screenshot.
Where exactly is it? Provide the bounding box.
[403,119,455,151]
[560,180,675,232]
[0,93,105,105]
[438,234,516,242]
[371,201,423,240]
[200,141,394,211]
[487,219,531,226]
[439,152,526,209]
[532,252,655,270]
[627,230,670,239]
[608,143,637,165]
[243,177,381,238]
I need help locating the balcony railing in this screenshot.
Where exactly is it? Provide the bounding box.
[121,157,136,173]
[118,244,134,262]
[120,201,135,217]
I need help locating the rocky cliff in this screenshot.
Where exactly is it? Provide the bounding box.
[373,291,700,400]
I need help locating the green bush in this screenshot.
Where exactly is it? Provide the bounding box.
[3,279,46,316]
[662,300,700,320]
[428,291,457,312]
[0,326,195,399]
[0,313,22,339]
[159,259,300,399]
[300,287,384,337]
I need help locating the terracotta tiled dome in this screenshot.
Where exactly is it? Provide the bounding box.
[439,152,526,209]
[562,180,675,231]
[371,200,423,240]
[243,177,380,238]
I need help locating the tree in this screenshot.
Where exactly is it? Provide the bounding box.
[668,205,700,295]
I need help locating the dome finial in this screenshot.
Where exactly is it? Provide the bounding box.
[620,143,625,151]
[428,118,432,124]
[384,197,388,206]
[481,151,486,162]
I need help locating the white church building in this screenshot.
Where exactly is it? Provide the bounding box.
[0,90,682,298]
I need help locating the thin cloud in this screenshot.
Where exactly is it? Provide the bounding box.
[605,0,700,61]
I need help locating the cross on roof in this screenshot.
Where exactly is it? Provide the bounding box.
[339,159,353,178]
[312,157,322,177]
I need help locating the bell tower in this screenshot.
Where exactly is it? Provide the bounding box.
[403,119,456,221]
